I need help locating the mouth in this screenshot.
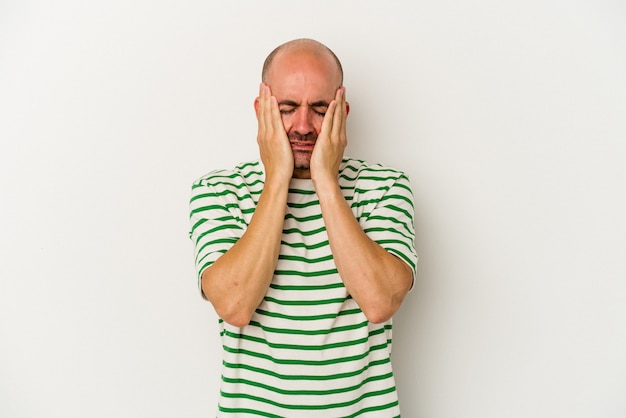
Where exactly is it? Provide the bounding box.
[290,141,316,153]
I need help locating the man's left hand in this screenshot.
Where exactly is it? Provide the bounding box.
[310,87,348,186]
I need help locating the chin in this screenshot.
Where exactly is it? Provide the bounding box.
[292,154,312,171]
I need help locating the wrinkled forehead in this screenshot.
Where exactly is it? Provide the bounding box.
[271,73,337,105]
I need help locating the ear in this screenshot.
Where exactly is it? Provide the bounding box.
[253,97,260,118]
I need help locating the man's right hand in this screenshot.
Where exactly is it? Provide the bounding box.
[256,83,293,184]
[201,84,293,327]
[201,162,289,327]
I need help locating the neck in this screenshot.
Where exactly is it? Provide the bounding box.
[292,168,311,179]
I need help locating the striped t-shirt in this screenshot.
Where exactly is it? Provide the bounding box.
[189,158,418,417]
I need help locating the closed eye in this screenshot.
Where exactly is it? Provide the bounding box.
[278,100,298,115]
[277,100,329,116]
[311,101,329,117]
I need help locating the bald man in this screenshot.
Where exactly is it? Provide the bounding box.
[189,38,418,417]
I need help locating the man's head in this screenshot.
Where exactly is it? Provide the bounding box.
[261,38,343,87]
[255,38,347,178]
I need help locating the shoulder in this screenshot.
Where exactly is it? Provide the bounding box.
[192,160,264,191]
[339,157,410,185]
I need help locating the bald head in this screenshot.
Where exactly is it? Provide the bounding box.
[261,38,343,87]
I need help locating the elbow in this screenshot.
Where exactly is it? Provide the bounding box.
[362,306,396,324]
[206,292,256,327]
[202,272,256,327]
[217,306,255,328]
[360,292,407,324]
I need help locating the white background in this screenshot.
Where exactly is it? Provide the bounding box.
[1,1,625,417]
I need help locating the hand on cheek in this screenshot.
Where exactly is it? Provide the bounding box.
[256,83,294,184]
[311,87,348,185]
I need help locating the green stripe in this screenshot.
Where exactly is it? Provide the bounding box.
[223,342,390,366]
[339,169,398,182]
[287,200,320,209]
[269,281,343,291]
[280,239,329,250]
[190,217,207,232]
[191,176,263,194]
[277,253,334,264]
[217,406,280,418]
[395,175,413,192]
[222,357,390,381]
[190,202,254,217]
[284,213,323,222]
[364,226,413,242]
[381,203,412,220]
[375,238,413,252]
[345,400,400,418]
[195,237,237,257]
[194,224,243,245]
[245,320,369,336]
[191,215,246,236]
[351,194,413,210]
[219,385,397,411]
[235,160,262,171]
[353,186,390,195]
[263,296,347,306]
[386,248,416,270]
[255,307,361,321]
[282,226,326,236]
[351,198,384,209]
[288,187,316,195]
[189,203,225,216]
[195,248,224,267]
[222,371,393,396]
[203,177,263,190]
[222,326,384,351]
[273,268,339,277]
[191,190,256,204]
[366,214,412,234]
[381,192,414,208]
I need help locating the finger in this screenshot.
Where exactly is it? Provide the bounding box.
[320,100,337,140]
[258,83,268,136]
[269,94,284,136]
[331,88,345,140]
[263,85,276,138]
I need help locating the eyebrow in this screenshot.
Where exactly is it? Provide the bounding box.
[277,100,330,108]
[310,100,330,108]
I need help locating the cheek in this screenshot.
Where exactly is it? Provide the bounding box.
[312,115,325,133]
[280,114,292,131]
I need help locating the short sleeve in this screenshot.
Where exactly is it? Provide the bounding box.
[188,179,247,299]
[360,173,418,282]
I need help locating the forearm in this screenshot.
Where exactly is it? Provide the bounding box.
[202,181,288,326]
[315,178,413,323]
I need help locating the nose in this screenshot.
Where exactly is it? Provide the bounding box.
[293,107,314,136]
